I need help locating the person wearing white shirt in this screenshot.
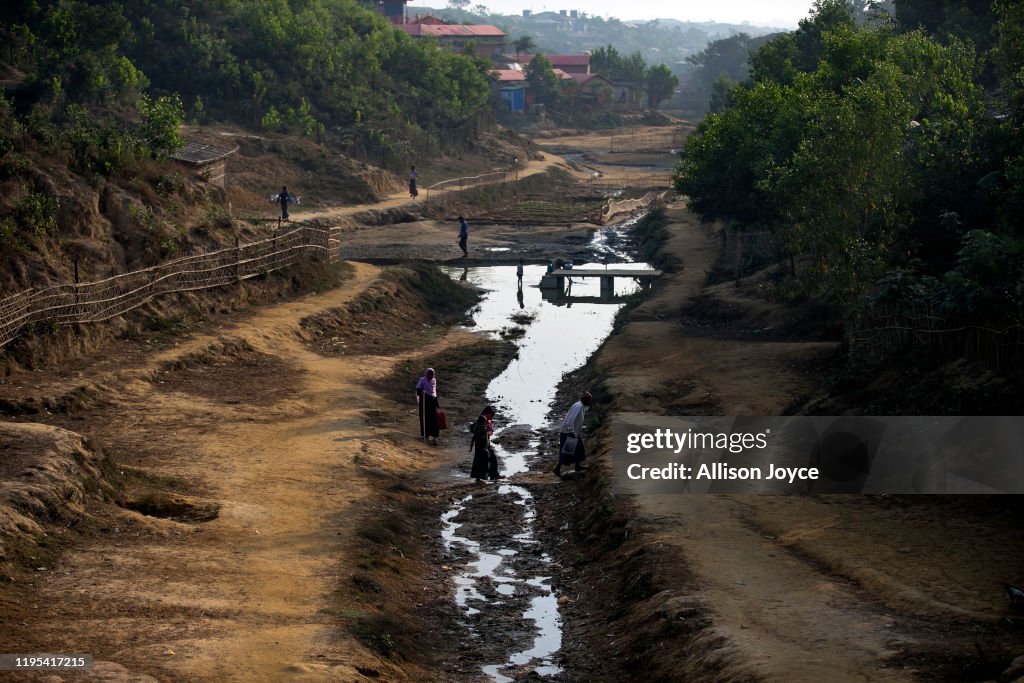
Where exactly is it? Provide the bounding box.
[555,391,592,477]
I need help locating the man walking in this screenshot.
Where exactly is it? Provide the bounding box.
[278,186,292,221]
[458,216,469,257]
[554,391,592,477]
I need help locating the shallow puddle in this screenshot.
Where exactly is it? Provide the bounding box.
[439,219,652,680]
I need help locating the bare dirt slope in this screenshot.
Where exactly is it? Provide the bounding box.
[0,262,478,681]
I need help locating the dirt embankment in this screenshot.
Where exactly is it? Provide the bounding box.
[0,256,511,682]
[556,204,1024,682]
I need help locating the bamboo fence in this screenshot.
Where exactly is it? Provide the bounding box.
[849,305,1024,370]
[0,224,342,349]
[723,228,779,279]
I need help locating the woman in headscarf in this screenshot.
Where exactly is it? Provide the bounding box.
[469,405,499,482]
[416,368,440,446]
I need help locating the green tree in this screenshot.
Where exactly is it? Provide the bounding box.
[708,74,737,113]
[136,93,184,158]
[749,0,857,85]
[683,32,780,114]
[993,1,1024,231]
[644,64,678,107]
[513,35,536,60]
[525,52,561,106]
[676,15,986,306]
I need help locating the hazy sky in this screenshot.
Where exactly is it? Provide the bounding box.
[406,1,815,28]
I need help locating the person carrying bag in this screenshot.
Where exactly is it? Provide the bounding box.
[554,391,592,477]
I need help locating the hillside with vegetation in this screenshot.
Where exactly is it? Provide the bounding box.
[417,5,782,66]
[0,0,497,292]
[674,0,1024,411]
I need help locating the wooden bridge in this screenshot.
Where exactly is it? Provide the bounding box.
[540,268,662,297]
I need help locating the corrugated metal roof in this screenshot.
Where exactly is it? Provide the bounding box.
[171,141,236,165]
[491,70,527,82]
[571,73,611,86]
[548,55,591,67]
[399,23,506,38]
[512,54,590,67]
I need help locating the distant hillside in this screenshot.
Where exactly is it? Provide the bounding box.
[411,7,783,64]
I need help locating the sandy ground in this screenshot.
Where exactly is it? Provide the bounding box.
[0,262,479,681]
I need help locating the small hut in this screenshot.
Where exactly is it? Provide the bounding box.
[171,141,236,188]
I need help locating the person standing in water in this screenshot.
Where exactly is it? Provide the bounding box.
[554,391,592,477]
[469,405,499,482]
[458,216,469,257]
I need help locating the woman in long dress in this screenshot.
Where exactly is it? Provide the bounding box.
[469,405,498,482]
[408,165,418,198]
[416,368,439,445]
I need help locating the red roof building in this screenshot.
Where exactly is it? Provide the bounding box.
[509,54,591,75]
[397,20,507,59]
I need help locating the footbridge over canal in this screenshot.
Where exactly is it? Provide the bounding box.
[540,267,662,297]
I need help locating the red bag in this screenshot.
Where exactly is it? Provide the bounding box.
[436,410,447,430]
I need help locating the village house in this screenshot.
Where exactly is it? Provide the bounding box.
[171,141,236,188]
[491,69,527,112]
[508,54,591,75]
[372,0,506,59]
[570,73,614,107]
[397,17,507,59]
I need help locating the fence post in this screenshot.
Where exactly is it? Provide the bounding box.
[73,256,80,311]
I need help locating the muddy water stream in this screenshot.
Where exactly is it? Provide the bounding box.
[441,219,650,681]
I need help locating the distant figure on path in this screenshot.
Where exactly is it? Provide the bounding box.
[458,216,469,257]
[278,186,292,220]
[416,368,441,446]
[516,258,524,287]
[409,165,419,198]
[554,391,592,477]
[470,405,499,482]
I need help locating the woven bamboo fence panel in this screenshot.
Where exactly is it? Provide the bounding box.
[722,229,779,278]
[849,305,1024,370]
[0,225,343,349]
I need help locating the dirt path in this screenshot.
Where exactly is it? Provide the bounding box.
[594,206,912,681]
[0,262,480,681]
[295,154,568,223]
